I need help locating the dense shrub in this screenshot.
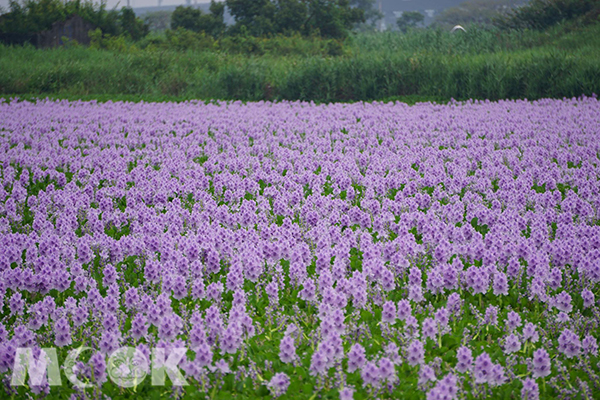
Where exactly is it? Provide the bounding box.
[497,0,600,30]
[0,0,148,44]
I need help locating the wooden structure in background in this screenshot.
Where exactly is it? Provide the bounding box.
[36,14,95,48]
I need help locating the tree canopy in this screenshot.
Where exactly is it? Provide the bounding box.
[0,0,148,40]
[396,11,424,33]
[432,0,526,30]
[224,0,365,39]
[171,1,225,37]
[496,0,600,30]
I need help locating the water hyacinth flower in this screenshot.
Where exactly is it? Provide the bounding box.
[455,346,473,373]
[553,291,573,313]
[521,378,539,400]
[9,292,25,316]
[406,340,425,367]
[557,328,581,358]
[267,372,290,397]
[396,299,412,321]
[339,386,355,400]
[279,334,297,363]
[473,352,493,384]
[427,374,458,400]
[53,317,72,347]
[408,284,425,303]
[503,334,521,354]
[434,307,449,328]
[492,272,509,296]
[422,318,437,341]
[98,331,120,355]
[0,97,599,398]
[89,352,107,384]
[505,311,522,332]
[581,289,595,308]
[360,361,380,388]
[383,342,402,365]
[490,363,506,387]
[347,343,366,372]
[381,300,396,323]
[130,314,148,340]
[309,347,329,377]
[484,305,499,326]
[418,364,437,386]
[464,266,489,295]
[299,279,316,302]
[582,335,598,355]
[522,323,539,343]
[378,357,397,384]
[530,348,551,378]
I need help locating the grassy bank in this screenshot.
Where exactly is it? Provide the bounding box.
[1,23,599,102]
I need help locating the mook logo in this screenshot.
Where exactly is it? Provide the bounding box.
[11,347,189,388]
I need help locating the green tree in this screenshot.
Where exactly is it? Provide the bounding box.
[433,0,526,30]
[396,10,424,33]
[119,7,149,40]
[143,10,171,32]
[202,0,226,37]
[350,0,382,30]
[170,1,226,37]
[0,0,151,41]
[497,0,599,30]
[225,0,365,38]
[171,5,202,32]
[274,0,308,34]
[305,0,365,38]
[225,0,276,36]
[0,0,121,39]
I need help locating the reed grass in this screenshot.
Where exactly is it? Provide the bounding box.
[1,23,599,102]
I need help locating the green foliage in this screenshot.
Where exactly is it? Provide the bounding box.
[0,0,120,36]
[171,1,225,38]
[1,22,600,102]
[225,0,274,36]
[0,0,148,43]
[497,0,600,30]
[432,0,527,30]
[164,27,215,51]
[141,29,346,56]
[143,10,171,32]
[307,0,365,39]
[350,0,382,30]
[89,27,139,51]
[119,7,148,41]
[225,0,365,39]
[396,11,424,33]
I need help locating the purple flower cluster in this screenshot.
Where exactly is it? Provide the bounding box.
[0,96,598,398]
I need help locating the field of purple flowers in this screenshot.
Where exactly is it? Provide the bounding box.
[0,96,599,399]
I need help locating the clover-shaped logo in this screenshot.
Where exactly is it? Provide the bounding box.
[107,347,149,388]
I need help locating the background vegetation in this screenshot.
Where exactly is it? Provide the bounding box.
[0,0,148,42]
[0,0,599,103]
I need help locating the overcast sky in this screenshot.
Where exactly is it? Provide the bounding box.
[0,0,219,12]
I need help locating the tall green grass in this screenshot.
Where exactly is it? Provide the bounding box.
[1,24,599,102]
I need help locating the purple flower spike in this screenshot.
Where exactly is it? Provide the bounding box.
[267,372,290,398]
[473,352,493,384]
[455,346,473,373]
[521,378,539,400]
[530,348,551,378]
[406,340,425,367]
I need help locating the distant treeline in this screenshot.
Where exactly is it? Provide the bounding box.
[0,0,377,45]
[0,0,148,44]
[1,0,599,48]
